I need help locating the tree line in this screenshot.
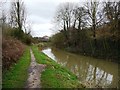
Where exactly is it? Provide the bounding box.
[51,0,120,62]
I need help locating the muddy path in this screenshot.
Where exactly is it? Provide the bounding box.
[25,49,46,88]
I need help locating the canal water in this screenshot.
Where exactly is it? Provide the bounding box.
[42,47,118,88]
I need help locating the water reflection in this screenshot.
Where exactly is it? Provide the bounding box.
[42,47,118,88]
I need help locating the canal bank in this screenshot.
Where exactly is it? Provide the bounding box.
[31,45,84,88]
[42,47,119,88]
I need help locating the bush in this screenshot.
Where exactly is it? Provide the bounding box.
[2,24,33,45]
[2,37,25,70]
[51,32,66,48]
[22,34,32,45]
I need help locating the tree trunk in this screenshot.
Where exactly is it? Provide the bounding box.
[78,18,81,30]
[66,20,69,30]
[93,19,97,55]
[73,19,76,29]
[17,1,22,31]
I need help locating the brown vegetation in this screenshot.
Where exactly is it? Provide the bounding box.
[2,37,25,70]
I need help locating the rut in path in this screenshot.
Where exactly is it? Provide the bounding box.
[25,49,46,88]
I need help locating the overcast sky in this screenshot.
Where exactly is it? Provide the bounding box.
[23,0,81,37]
[2,0,108,37]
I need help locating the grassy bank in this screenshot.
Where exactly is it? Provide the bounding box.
[2,48,31,88]
[31,45,84,88]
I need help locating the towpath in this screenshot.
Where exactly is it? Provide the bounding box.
[25,49,46,88]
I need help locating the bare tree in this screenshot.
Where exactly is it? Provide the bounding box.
[24,21,32,35]
[103,1,120,35]
[55,3,75,31]
[54,3,76,46]
[84,0,104,53]
[1,10,6,32]
[73,6,86,29]
[9,0,26,31]
[0,1,7,31]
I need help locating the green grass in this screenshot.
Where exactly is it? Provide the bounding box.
[31,45,84,88]
[2,47,31,88]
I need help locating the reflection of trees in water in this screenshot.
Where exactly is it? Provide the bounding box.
[51,47,89,79]
[49,47,116,88]
[85,65,113,88]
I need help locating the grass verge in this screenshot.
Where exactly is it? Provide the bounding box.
[2,47,31,88]
[31,45,83,88]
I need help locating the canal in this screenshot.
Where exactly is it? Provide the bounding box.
[42,47,118,88]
